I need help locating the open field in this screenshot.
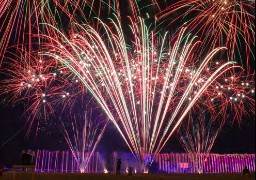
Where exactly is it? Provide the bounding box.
[0,172,255,180]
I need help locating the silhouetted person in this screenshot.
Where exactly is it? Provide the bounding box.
[243,166,250,176]
[128,167,133,176]
[116,159,122,176]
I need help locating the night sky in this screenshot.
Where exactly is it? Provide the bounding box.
[0,0,255,166]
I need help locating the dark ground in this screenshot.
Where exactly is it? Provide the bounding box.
[0,172,255,180]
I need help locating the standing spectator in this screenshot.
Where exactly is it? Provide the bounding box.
[116,159,122,176]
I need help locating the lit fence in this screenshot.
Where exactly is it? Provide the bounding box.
[35,150,107,173]
[154,153,255,174]
[35,150,255,174]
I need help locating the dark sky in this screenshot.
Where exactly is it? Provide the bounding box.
[0,0,255,166]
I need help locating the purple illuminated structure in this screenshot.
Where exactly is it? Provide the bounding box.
[35,150,255,174]
[153,153,255,174]
[35,150,107,173]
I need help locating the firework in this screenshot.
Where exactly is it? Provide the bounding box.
[0,46,91,133]
[179,72,255,173]
[158,0,255,70]
[1,1,254,160]
[39,14,254,159]
[0,0,99,67]
[0,0,162,67]
[62,110,108,173]
[180,112,222,174]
